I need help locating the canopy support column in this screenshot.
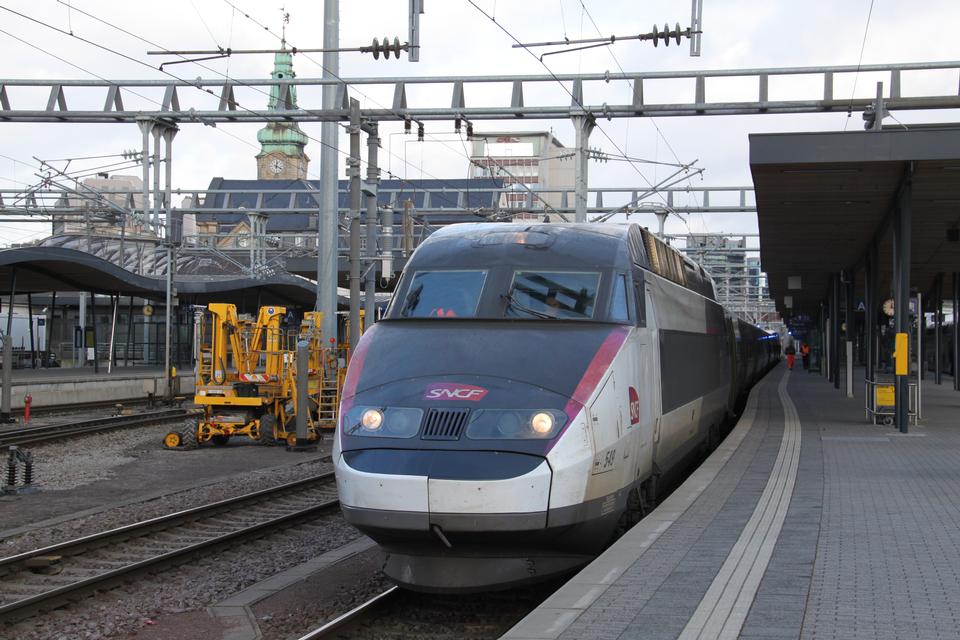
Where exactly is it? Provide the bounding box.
[893,165,913,433]
[1,267,17,423]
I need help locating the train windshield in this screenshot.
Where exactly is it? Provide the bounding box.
[505,271,600,320]
[397,270,487,318]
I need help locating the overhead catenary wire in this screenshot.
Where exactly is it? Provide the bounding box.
[844,0,877,131]
[217,0,510,210]
[219,0,564,218]
[0,18,264,158]
[190,0,223,50]
[576,0,705,226]
[465,0,674,214]
[171,2,495,209]
[42,0,573,220]
[6,4,477,212]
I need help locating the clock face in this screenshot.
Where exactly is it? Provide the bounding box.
[882,298,895,317]
[270,157,285,174]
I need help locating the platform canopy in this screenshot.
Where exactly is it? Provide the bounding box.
[0,246,320,307]
[750,125,960,319]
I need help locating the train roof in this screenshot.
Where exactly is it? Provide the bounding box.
[416,223,717,301]
[415,223,634,269]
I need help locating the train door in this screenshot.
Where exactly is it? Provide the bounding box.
[588,373,622,486]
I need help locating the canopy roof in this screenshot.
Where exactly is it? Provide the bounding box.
[0,247,320,307]
[750,125,960,318]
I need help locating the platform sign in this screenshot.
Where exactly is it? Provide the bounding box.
[875,385,895,408]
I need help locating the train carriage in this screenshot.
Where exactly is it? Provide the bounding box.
[333,223,778,591]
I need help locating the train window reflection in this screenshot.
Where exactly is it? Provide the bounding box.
[399,270,487,318]
[611,274,629,323]
[505,271,599,320]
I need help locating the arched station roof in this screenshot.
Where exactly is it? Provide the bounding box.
[0,246,320,307]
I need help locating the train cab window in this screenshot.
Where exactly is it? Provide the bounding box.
[398,270,486,318]
[610,274,630,323]
[505,271,600,320]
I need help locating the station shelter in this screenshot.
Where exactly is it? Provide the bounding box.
[751,124,960,431]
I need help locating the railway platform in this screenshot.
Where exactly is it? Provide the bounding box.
[6,366,195,410]
[504,363,960,640]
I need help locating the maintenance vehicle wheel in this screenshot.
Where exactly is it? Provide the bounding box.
[180,422,199,450]
[211,435,230,446]
[163,432,182,449]
[258,414,277,445]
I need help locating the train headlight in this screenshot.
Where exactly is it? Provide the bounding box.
[343,406,423,438]
[466,410,565,439]
[530,412,554,434]
[361,408,384,430]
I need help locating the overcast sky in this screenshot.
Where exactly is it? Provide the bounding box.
[1,0,959,247]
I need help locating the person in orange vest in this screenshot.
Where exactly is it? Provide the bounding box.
[801,342,811,370]
[785,342,796,370]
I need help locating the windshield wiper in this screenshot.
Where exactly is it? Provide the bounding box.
[502,291,553,320]
[399,284,423,317]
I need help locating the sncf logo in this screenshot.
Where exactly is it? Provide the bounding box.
[629,386,640,425]
[424,383,489,401]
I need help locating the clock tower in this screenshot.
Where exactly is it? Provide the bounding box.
[256,47,310,180]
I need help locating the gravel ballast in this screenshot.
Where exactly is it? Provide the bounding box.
[2,514,360,640]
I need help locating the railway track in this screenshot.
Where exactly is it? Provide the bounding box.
[0,408,191,448]
[0,472,339,622]
[11,396,157,418]
[298,586,400,639]
[296,581,557,640]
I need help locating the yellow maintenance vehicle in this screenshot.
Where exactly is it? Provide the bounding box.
[163,303,341,449]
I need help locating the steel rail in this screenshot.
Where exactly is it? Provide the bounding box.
[0,408,190,448]
[295,586,400,640]
[0,472,338,621]
[8,397,157,418]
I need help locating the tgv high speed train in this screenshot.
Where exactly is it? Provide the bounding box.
[333,223,779,592]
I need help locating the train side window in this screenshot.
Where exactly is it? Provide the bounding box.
[610,274,630,323]
[683,261,700,293]
[631,270,646,327]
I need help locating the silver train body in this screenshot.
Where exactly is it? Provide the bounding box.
[333,223,779,591]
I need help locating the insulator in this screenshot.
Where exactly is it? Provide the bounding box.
[417,122,424,142]
[383,35,391,59]
[404,119,412,134]
[675,23,682,45]
[371,37,380,60]
[455,117,462,133]
[651,24,659,47]
[663,23,671,46]
[466,122,473,138]
[393,37,402,58]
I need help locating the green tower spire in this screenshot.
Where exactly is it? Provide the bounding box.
[256,47,309,178]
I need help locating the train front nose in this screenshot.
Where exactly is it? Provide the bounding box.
[330,373,584,591]
[335,446,589,592]
[335,448,552,535]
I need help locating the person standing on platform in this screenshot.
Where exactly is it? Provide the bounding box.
[785,342,796,370]
[801,342,811,370]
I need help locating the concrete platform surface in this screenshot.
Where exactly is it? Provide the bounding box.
[7,366,195,409]
[503,365,960,640]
